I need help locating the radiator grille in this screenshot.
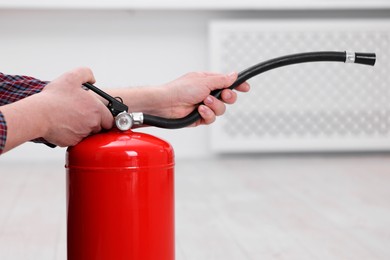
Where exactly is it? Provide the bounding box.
[209,20,390,152]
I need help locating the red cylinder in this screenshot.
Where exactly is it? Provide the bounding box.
[65,129,175,260]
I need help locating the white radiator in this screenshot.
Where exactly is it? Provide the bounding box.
[209,20,390,153]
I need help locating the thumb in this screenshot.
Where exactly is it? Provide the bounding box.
[66,67,96,87]
[205,72,238,91]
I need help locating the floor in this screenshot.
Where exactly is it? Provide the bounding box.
[1,154,390,259]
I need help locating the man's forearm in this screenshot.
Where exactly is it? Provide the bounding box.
[0,94,48,153]
[106,86,171,116]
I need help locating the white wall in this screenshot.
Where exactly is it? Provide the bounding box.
[0,9,389,162]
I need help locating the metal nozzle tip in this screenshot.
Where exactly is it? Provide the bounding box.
[346,51,376,66]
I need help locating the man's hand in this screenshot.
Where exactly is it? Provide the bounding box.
[1,67,114,152]
[105,71,250,128]
[158,71,250,126]
[39,67,114,146]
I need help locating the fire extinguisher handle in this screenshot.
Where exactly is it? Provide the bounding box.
[82,82,129,116]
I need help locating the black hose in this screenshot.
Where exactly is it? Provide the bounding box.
[143,51,376,129]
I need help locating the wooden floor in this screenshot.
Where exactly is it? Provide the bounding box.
[1,154,390,259]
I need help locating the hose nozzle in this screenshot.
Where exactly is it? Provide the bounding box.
[345,51,376,66]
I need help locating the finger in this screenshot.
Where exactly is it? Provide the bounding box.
[65,67,96,86]
[77,67,96,84]
[197,71,223,77]
[91,124,102,134]
[203,71,238,91]
[234,82,251,93]
[198,105,216,125]
[220,89,237,105]
[204,95,226,116]
[99,103,115,130]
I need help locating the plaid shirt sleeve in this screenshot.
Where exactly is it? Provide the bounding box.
[0,112,6,153]
[0,72,49,154]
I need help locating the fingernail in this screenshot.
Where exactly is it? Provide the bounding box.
[224,91,232,100]
[199,105,210,115]
[228,71,236,78]
[204,96,213,105]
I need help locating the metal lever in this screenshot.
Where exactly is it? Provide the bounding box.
[82,82,128,116]
[82,82,139,131]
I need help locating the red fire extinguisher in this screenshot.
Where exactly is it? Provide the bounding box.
[65,51,375,260]
[66,128,174,260]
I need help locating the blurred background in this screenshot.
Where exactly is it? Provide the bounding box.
[1,1,390,259]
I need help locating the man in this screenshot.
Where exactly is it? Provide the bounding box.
[0,67,249,154]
